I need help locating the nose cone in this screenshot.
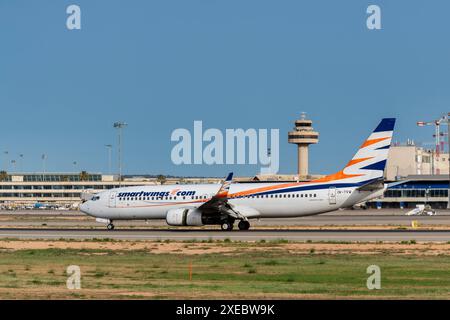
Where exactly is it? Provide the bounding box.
[80,202,91,215]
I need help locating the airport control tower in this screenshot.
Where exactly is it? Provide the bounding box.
[288,113,319,178]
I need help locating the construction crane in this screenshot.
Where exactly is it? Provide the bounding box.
[417,113,450,209]
[417,117,446,159]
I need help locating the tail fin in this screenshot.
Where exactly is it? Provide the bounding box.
[314,118,395,184]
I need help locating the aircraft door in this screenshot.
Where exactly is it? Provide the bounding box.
[108,191,117,208]
[328,187,337,205]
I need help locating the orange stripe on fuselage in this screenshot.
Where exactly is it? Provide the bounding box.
[360,137,389,149]
[310,170,363,183]
[229,182,301,198]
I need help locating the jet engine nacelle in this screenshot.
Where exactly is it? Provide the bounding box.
[165,208,203,226]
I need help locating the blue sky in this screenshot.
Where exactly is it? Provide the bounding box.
[1,0,450,176]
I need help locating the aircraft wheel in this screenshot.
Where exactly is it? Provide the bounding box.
[221,221,233,231]
[238,220,250,231]
[107,223,115,230]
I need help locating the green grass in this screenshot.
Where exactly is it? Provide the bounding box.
[0,248,449,299]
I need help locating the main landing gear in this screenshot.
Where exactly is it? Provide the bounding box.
[220,220,251,231]
[238,220,250,231]
[107,222,115,230]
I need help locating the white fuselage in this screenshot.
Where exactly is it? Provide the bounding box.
[80,182,383,221]
[79,118,395,227]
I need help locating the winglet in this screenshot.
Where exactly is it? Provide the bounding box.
[225,172,233,182]
[216,172,233,198]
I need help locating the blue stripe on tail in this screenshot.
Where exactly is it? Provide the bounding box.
[373,118,396,133]
[360,160,387,171]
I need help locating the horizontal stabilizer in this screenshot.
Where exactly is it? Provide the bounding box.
[356,179,385,191]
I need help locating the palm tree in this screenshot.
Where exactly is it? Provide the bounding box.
[79,171,90,181]
[0,171,8,182]
[156,174,167,185]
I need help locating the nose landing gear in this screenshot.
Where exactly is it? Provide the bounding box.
[107,222,115,230]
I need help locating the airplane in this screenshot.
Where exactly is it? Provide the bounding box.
[80,118,396,231]
[405,204,436,216]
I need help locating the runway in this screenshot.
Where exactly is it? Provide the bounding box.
[0,228,449,242]
[0,209,449,242]
[1,209,450,228]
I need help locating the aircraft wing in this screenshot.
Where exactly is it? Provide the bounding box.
[197,172,260,219]
[198,172,234,214]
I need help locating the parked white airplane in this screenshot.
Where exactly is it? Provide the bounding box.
[80,118,396,231]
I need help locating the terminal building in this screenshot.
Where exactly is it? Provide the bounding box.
[368,175,450,209]
[0,172,221,208]
[385,141,449,180]
[370,142,450,209]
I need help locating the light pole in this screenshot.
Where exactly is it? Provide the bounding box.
[19,154,24,172]
[73,161,78,172]
[10,160,16,172]
[3,151,8,171]
[41,154,47,181]
[113,122,127,186]
[105,144,112,175]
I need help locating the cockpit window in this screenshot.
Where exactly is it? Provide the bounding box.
[92,196,100,201]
